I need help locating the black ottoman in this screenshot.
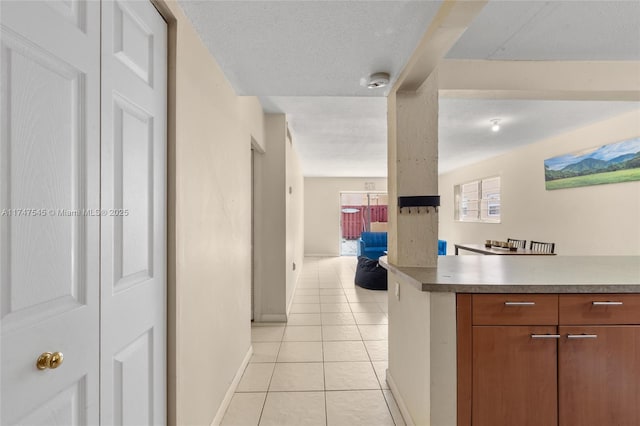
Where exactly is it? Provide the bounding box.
[354,256,388,290]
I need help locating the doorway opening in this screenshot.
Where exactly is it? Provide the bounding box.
[250,138,265,322]
[339,192,388,256]
[251,146,255,321]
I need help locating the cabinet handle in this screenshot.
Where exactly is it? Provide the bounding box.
[592,301,623,306]
[531,334,560,339]
[504,302,536,306]
[567,334,598,339]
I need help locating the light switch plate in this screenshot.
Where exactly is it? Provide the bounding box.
[395,282,400,300]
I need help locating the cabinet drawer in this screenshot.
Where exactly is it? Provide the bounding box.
[472,294,558,325]
[559,294,640,325]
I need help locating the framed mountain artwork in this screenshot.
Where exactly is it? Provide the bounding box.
[544,137,640,190]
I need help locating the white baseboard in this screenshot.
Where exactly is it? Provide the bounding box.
[256,314,287,322]
[210,345,253,426]
[287,287,297,317]
[387,370,415,426]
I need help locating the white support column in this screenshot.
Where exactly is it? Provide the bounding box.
[388,70,440,267]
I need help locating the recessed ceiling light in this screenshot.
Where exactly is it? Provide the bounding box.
[367,72,390,89]
[490,119,501,132]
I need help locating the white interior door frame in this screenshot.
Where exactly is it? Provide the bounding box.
[251,138,265,322]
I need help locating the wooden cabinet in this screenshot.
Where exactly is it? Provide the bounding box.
[472,294,558,325]
[458,294,640,426]
[473,326,558,426]
[559,294,640,425]
[559,325,640,426]
[559,294,640,325]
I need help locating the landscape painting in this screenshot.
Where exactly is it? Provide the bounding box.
[544,137,640,190]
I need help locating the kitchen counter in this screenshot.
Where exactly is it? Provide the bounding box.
[379,255,640,293]
[380,255,640,426]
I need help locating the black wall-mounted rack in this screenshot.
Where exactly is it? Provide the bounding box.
[397,195,440,209]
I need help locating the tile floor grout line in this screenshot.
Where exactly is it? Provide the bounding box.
[293,282,329,425]
[233,258,392,426]
[254,391,268,426]
[309,278,330,426]
[246,372,269,424]
[254,323,286,426]
[381,388,401,426]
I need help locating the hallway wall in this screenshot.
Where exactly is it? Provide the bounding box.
[255,116,305,321]
[304,177,389,256]
[286,133,305,313]
[160,1,265,424]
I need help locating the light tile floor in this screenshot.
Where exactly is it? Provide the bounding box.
[221,256,405,426]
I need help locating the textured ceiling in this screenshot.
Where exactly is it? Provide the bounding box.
[178,1,442,96]
[179,0,640,178]
[438,99,640,174]
[447,1,640,60]
[262,97,388,177]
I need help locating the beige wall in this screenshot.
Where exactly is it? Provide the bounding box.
[387,276,457,425]
[439,109,640,255]
[160,1,265,425]
[304,177,388,256]
[255,115,288,321]
[286,132,305,312]
[254,116,305,321]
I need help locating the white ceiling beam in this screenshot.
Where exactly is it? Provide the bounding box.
[393,0,488,92]
[439,60,640,101]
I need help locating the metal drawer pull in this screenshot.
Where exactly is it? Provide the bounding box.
[531,334,561,339]
[504,302,536,306]
[592,301,623,306]
[567,334,598,339]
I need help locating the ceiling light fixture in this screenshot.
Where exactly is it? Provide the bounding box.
[490,119,501,132]
[367,72,390,89]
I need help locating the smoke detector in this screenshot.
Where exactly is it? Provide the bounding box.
[367,72,390,89]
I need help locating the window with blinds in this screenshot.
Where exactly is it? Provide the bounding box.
[455,176,501,223]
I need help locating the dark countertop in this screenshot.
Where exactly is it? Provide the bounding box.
[379,255,640,293]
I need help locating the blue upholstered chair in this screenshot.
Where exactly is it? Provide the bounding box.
[438,239,447,255]
[357,233,446,258]
[357,232,388,260]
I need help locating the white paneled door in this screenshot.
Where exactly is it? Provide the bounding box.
[100,1,167,424]
[0,1,167,424]
[0,1,101,424]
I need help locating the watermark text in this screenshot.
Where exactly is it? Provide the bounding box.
[1,208,130,217]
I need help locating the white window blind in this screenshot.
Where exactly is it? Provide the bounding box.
[455,176,501,223]
[460,180,479,221]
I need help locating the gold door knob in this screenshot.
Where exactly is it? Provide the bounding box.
[36,352,64,370]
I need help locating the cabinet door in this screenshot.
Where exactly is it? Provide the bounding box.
[559,326,640,426]
[473,326,558,426]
